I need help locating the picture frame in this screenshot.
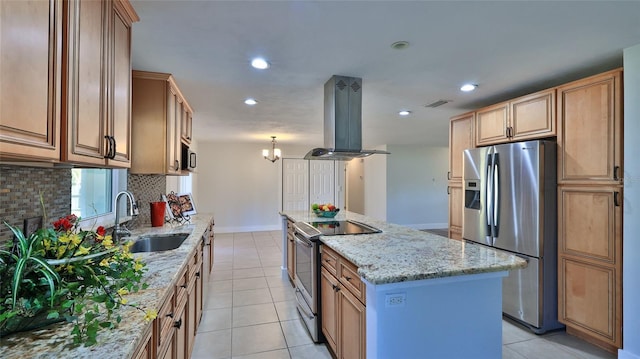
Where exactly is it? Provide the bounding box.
[162,193,178,219]
[177,192,197,216]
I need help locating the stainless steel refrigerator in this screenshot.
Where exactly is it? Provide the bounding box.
[462,139,563,333]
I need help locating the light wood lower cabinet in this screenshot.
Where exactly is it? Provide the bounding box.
[147,242,205,359]
[448,182,463,240]
[558,185,622,352]
[320,246,366,359]
[286,219,295,282]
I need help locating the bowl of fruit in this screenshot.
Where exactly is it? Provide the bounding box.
[312,203,340,218]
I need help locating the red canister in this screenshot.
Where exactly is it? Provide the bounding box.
[150,201,166,227]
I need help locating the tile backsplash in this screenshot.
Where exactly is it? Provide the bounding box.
[0,166,170,244]
[127,174,167,228]
[0,165,72,244]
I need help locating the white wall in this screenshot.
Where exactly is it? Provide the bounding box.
[195,142,310,233]
[621,43,640,359]
[363,145,388,221]
[386,145,448,229]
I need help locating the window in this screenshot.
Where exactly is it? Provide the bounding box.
[71,169,126,227]
[71,169,113,218]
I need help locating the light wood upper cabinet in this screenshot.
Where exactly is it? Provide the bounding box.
[62,0,138,167]
[476,89,555,146]
[131,71,192,175]
[0,0,62,161]
[181,105,193,145]
[448,112,474,181]
[510,89,555,140]
[476,103,509,146]
[558,185,622,351]
[557,69,622,184]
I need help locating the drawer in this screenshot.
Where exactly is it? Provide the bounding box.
[340,258,365,304]
[175,266,188,307]
[321,245,339,276]
[157,290,175,353]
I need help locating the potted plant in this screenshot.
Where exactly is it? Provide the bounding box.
[0,214,157,346]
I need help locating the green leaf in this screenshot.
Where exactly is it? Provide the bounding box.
[47,311,60,319]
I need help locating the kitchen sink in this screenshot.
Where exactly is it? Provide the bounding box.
[130,233,190,253]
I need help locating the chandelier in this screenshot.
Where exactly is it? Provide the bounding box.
[262,136,281,163]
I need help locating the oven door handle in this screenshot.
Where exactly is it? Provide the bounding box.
[295,288,315,320]
[294,235,313,248]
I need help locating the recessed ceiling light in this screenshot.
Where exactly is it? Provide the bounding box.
[244,98,258,105]
[391,41,410,50]
[398,110,411,116]
[251,57,270,70]
[460,83,478,92]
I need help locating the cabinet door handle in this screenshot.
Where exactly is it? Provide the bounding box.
[196,271,201,278]
[173,318,182,329]
[174,160,180,171]
[447,171,451,180]
[110,136,117,159]
[613,166,620,181]
[104,136,112,159]
[447,186,450,195]
[614,191,620,207]
[332,284,341,292]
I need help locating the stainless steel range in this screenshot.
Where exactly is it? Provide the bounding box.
[292,220,380,342]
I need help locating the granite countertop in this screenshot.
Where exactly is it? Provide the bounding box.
[1,214,213,359]
[281,210,527,285]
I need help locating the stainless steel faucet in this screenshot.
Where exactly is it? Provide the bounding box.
[113,190,139,242]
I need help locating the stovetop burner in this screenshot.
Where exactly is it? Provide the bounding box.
[309,220,381,236]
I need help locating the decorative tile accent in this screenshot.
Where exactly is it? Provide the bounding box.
[0,165,71,245]
[127,174,166,228]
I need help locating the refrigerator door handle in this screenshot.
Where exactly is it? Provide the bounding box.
[492,153,500,243]
[485,149,493,234]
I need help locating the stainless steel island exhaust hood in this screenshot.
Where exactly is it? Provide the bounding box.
[304,75,389,161]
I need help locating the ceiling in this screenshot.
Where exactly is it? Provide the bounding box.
[130,0,640,148]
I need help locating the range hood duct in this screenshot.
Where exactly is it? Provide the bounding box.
[304,75,389,161]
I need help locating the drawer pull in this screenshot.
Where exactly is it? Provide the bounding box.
[180,284,187,288]
[166,312,174,318]
[332,284,341,292]
[614,191,620,207]
[173,319,182,329]
[324,259,332,263]
[196,271,201,277]
[345,276,352,281]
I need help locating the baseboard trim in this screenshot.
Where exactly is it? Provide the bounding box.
[215,224,282,233]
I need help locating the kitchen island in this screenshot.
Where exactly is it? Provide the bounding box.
[1,214,213,359]
[281,210,527,359]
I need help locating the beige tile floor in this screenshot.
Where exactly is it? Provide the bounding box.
[192,231,616,359]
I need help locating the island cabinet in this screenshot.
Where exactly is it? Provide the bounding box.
[62,0,139,167]
[321,245,366,359]
[556,68,623,353]
[0,0,63,161]
[286,219,295,281]
[475,88,555,147]
[447,112,473,239]
[131,71,193,175]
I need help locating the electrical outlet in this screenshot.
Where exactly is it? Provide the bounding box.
[385,293,406,307]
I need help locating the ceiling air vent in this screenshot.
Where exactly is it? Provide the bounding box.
[424,100,451,108]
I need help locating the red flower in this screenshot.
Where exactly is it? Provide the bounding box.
[96,226,106,237]
[53,218,73,232]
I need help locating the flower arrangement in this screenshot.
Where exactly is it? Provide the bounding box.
[0,213,157,346]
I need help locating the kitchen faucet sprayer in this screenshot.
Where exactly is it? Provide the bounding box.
[113,190,138,243]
